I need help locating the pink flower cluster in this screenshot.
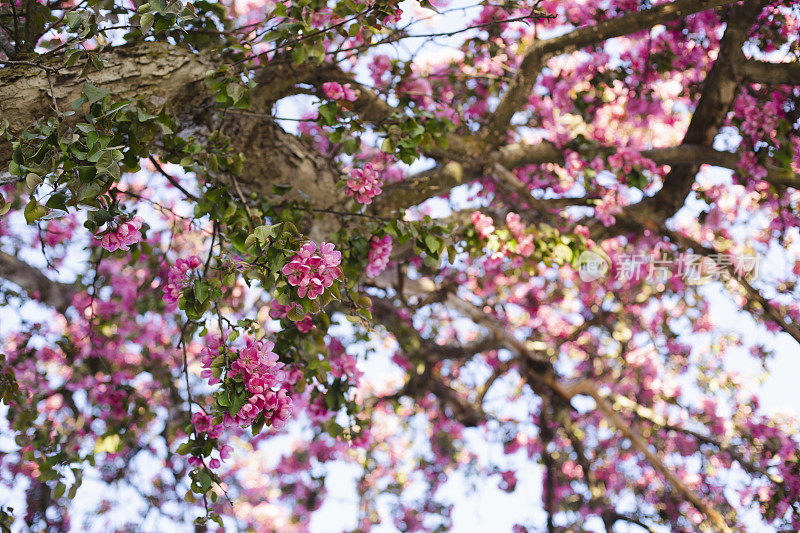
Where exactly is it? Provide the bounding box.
[368,55,393,85]
[44,216,77,247]
[346,164,383,205]
[191,411,223,439]
[162,255,201,307]
[308,393,334,422]
[595,190,628,227]
[366,235,392,277]
[188,411,233,469]
[281,242,342,299]
[470,211,495,239]
[328,339,362,386]
[505,213,534,257]
[606,148,660,176]
[322,82,358,102]
[199,335,293,430]
[97,216,144,252]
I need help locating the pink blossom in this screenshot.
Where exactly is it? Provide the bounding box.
[162,255,202,308]
[499,470,517,492]
[366,235,392,277]
[44,216,77,247]
[281,242,342,299]
[97,216,144,252]
[328,339,362,385]
[368,55,393,85]
[346,164,383,205]
[322,82,358,102]
[470,211,495,238]
[201,335,293,429]
[219,445,232,461]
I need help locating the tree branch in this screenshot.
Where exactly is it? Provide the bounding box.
[740,58,800,86]
[0,251,76,312]
[484,0,739,145]
[611,393,782,483]
[599,1,767,237]
[661,227,800,345]
[583,382,732,532]
[377,137,798,221]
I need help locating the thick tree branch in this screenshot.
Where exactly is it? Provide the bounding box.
[0,43,351,217]
[497,142,798,187]
[740,59,800,85]
[0,29,16,59]
[600,1,767,237]
[377,139,798,220]
[372,293,502,361]
[492,163,589,213]
[0,251,76,312]
[371,162,468,216]
[0,42,212,165]
[484,0,739,145]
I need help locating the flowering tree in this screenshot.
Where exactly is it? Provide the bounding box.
[1,0,800,530]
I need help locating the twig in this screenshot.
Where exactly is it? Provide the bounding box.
[583,382,732,532]
[148,157,199,201]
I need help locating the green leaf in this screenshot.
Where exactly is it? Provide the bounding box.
[45,191,69,212]
[226,83,245,102]
[140,12,155,33]
[25,173,42,190]
[83,82,109,104]
[318,288,335,308]
[24,199,49,223]
[75,180,106,201]
[317,103,338,126]
[229,392,246,416]
[287,304,307,322]
[194,281,209,304]
[216,393,230,407]
[252,224,280,245]
[65,11,82,30]
[425,234,441,255]
[251,415,265,435]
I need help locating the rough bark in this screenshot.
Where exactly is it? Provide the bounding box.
[0,41,349,211]
[0,42,211,164]
[174,102,347,210]
[0,42,355,307]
